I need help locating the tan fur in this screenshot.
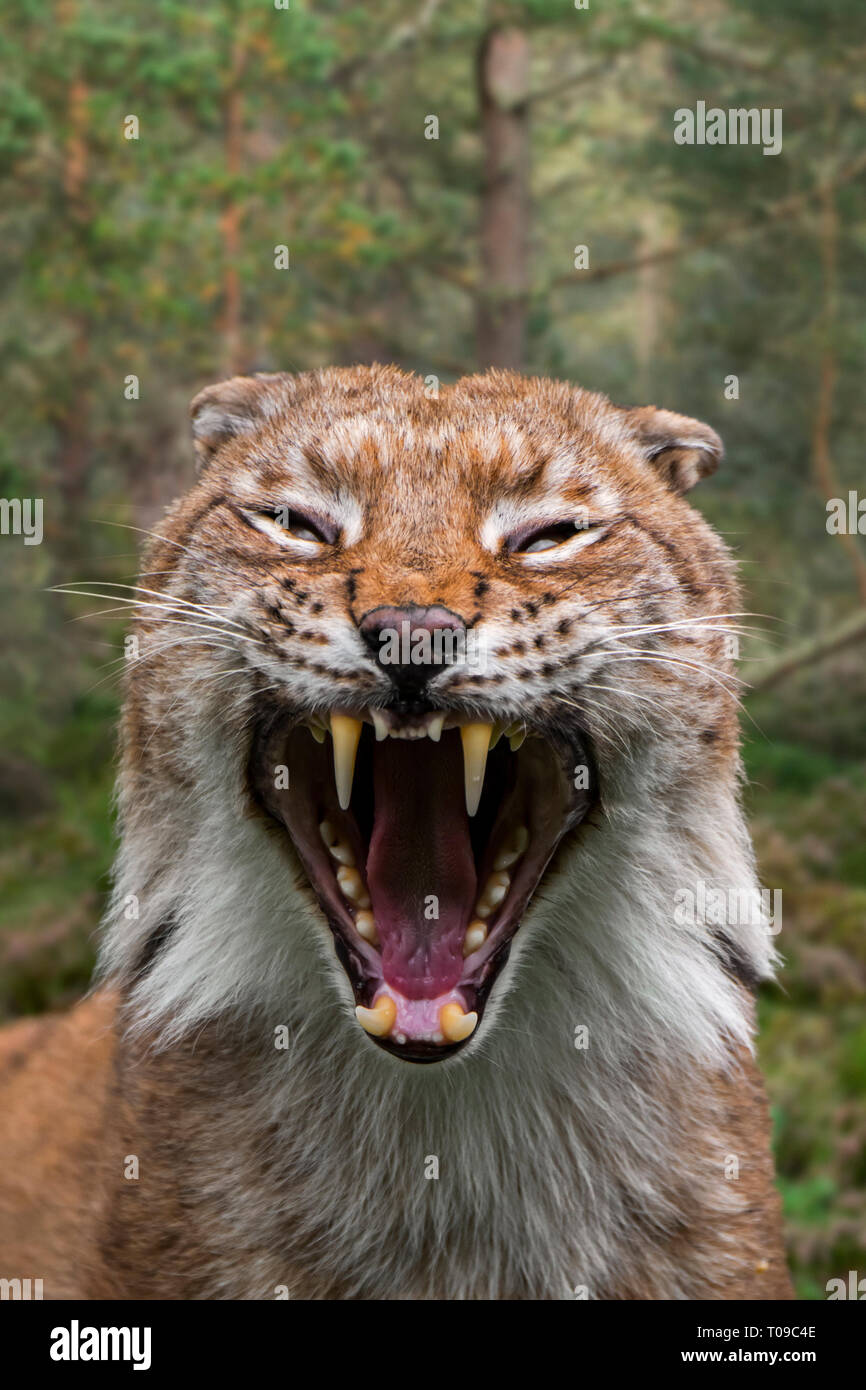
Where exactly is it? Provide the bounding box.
[0,367,793,1299]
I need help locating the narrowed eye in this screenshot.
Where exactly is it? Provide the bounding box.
[508,520,594,555]
[268,507,331,544]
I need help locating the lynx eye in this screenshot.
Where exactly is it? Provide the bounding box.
[247,503,335,539]
[271,503,325,539]
[509,520,592,555]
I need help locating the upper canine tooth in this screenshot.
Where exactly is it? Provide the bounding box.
[355,994,396,1038]
[439,1002,478,1043]
[460,722,493,817]
[330,713,362,810]
[493,825,529,870]
[337,865,371,908]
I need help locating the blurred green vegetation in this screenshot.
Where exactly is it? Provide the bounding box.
[1,0,864,1299]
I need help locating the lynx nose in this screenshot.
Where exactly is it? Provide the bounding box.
[359,604,467,696]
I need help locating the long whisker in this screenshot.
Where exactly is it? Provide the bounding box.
[66,607,263,652]
[91,627,245,674]
[90,518,202,559]
[50,582,245,631]
[554,693,632,758]
[82,635,244,695]
[605,652,744,705]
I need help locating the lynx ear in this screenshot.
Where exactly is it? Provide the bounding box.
[626,406,723,494]
[189,375,281,470]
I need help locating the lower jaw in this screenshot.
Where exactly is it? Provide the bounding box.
[248,707,596,1062]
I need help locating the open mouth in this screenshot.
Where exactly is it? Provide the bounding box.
[250,706,595,1062]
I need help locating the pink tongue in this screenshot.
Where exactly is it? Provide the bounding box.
[366,735,477,999]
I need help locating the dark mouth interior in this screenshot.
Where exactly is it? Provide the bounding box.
[250,712,595,1062]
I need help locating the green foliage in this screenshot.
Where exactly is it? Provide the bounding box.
[1,0,864,1302]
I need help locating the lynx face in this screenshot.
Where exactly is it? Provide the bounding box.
[125,366,739,1062]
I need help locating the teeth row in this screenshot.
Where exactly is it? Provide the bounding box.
[319,818,528,956]
[320,819,376,937]
[371,710,445,742]
[355,997,478,1044]
[304,714,528,817]
[461,828,528,955]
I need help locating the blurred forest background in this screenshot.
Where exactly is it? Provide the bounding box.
[1,0,865,1299]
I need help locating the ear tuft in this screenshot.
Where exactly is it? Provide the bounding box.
[189,375,278,470]
[627,406,723,494]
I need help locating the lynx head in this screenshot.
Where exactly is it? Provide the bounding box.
[108,365,765,1063]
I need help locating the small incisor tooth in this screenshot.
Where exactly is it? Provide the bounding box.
[371,710,389,742]
[355,910,378,944]
[355,994,396,1037]
[493,825,529,871]
[460,722,493,817]
[337,865,371,908]
[330,713,363,809]
[439,1002,478,1043]
[462,919,488,957]
[427,712,445,743]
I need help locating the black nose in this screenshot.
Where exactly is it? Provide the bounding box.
[359,604,467,697]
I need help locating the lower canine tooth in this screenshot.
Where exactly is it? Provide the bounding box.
[355,910,378,944]
[439,1002,478,1043]
[460,722,493,817]
[337,865,371,908]
[463,920,488,956]
[355,994,396,1037]
[330,713,362,810]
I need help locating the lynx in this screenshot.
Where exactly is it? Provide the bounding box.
[0,366,791,1299]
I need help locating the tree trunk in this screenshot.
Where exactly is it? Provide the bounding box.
[812,177,866,603]
[57,2,91,515]
[220,34,247,377]
[476,24,529,371]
